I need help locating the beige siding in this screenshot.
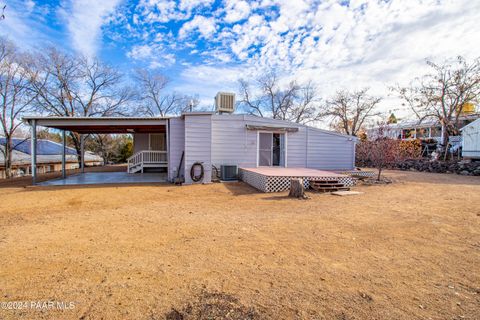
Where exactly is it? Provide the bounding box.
[168,117,185,180]
[180,113,355,184]
[210,114,355,170]
[306,127,355,170]
[184,114,212,184]
[286,127,307,167]
[211,115,257,168]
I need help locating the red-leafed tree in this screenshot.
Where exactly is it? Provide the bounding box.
[368,138,400,181]
[356,124,402,180]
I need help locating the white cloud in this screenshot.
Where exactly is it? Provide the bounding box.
[115,0,480,118]
[200,0,480,117]
[25,0,36,13]
[61,0,122,57]
[0,0,57,50]
[178,15,217,39]
[127,43,176,68]
[127,44,153,60]
[173,64,248,106]
[138,0,184,23]
[179,0,215,11]
[224,0,251,23]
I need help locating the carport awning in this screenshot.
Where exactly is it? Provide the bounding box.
[245,124,299,132]
[23,116,168,134]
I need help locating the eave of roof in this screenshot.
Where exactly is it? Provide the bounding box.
[460,118,480,131]
[245,124,299,132]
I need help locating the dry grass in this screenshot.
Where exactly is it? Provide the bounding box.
[0,170,479,319]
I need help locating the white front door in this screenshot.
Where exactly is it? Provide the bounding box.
[258,132,286,166]
[258,132,273,166]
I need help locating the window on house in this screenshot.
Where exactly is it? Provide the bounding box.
[402,128,415,139]
[417,128,430,138]
[430,127,441,137]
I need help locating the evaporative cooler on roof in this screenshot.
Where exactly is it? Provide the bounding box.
[215,92,236,113]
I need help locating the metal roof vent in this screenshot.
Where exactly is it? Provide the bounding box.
[215,92,235,113]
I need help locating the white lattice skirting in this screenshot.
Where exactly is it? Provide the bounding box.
[339,170,376,177]
[239,169,355,193]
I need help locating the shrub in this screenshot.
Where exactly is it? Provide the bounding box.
[356,139,422,180]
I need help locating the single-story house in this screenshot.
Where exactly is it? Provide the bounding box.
[0,137,102,179]
[23,112,357,191]
[367,113,480,144]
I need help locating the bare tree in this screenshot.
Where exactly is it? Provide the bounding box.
[321,88,381,136]
[395,56,480,146]
[86,134,130,164]
[0,39,36,178]
[87,134,115,164]
[238,72,321,124]
[28,48,135,162]
[135,69,201,116]
[135,69,184,116]
[291,81,321,124]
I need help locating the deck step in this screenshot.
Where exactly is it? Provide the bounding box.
[310,187,351,192]
[310,180,340,184]
[310,183,345,187]
[127,150,168,174]
[129,165,142,174]
[309,179,350,193]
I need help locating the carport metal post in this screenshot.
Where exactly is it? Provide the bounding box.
[80,134,85,173]
[62,130,66,179]
[30,119,37,185]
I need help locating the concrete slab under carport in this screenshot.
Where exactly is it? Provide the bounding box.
[22,116,169,185]
[38,172,167,186]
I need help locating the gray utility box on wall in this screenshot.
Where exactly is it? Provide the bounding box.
[220,165,238,181]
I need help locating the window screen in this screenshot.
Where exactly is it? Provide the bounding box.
[258,133,272,166]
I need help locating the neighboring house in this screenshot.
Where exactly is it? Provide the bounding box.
[367,114,480,145]
[461,118,480,159]
[23,113,357,185]
[0,138,103,179]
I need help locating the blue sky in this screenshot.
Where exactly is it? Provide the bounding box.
[1,0,480,115]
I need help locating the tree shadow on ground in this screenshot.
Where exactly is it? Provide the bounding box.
[220,181,261,196]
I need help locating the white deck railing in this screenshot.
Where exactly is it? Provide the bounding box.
[127,150,168,173]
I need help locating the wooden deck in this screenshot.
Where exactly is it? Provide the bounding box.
[239,167,355,193]
[241,167,344,177]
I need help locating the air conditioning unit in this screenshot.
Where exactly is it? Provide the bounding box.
[220,165,238,181]
[215,92,236,113]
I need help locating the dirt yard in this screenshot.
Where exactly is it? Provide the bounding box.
[0,170,479,319]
